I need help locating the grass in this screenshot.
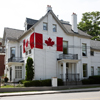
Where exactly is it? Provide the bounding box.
[1,84,24,88]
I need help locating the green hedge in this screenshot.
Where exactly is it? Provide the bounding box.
[82,75,100,85]
[23,79,63,87]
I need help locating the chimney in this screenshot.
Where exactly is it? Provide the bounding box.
[47,5,52,12]
[71,13,78,33]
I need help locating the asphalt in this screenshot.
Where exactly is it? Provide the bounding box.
[0,87,100,97]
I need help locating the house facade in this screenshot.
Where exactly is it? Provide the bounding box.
[3,5,100,83]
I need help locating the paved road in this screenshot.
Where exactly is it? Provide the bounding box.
[0,91,100,100]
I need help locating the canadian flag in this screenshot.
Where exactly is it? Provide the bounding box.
[23,32,63,53]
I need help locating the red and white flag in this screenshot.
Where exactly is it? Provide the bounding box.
[23,32,63,53]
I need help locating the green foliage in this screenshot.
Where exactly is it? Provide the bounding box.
[23,79,63,87]
[25,57,34,81]
[82,75,100,84]
[78,11,100,39]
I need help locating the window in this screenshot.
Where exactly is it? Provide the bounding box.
[91,66,94,76]
[43,23,47,30]
[11,47,15,57]
[15,66,22,78]
[90,51,94,56]
[82,43,87,56]
[26,51,28,55]
[63,41,68,54]
[83,64,87,77]
[29,49,31,54]
[20,45,22,58]
[98,67,100,75]
[53,24,57,32]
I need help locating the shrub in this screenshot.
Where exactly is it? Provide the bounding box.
[23,78,63,87]
[82,79,90,84]
[82,75,100,84]
[58,78,64,86]
[25,57,34,81]
[18,80,25,84]
[4,77,8,82]
[41,79,51,86]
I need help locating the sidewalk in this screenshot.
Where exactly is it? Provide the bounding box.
[0,87,100,97]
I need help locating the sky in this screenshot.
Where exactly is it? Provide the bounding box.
[0,0,100,38]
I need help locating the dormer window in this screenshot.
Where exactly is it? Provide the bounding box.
[53,24,57,32]
[43,23,48,30]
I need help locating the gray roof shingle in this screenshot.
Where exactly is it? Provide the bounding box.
[90,40,100,50]
[4,28,24,41]
[26,18,38,25]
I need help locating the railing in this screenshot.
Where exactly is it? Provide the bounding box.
[59,53,78,60]
[60,73,80,82]
[8,57,24,62]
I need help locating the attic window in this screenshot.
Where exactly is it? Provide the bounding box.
[53,24,57,32]
[43,23,48,30]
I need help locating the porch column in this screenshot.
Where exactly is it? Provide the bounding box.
[63,62,66,82]
[72,63,74,73]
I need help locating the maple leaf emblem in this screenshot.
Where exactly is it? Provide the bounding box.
[45,37,55,46]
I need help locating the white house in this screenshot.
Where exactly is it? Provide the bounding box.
[3,5,100,84]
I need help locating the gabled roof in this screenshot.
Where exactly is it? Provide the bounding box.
[18,10,92,40]
[2,28,24,45]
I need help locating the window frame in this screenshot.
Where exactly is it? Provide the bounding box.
[10,47,16,57]
[83,64,87,77]
[82,43,87,56]
[98,67,100,75]
[20,45,22,58]
[53,24,57,32]
[90,50,94,56]
[15,66,22,79]
[43,22,48,30]
[91,66,94,76]
[63,41,68,54]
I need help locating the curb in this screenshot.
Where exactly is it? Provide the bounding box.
[0,88,100,97]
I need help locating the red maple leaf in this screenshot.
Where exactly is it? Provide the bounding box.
[45,37,55,46]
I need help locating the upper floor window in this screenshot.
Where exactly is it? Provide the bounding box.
[29,49,31,54]
[63,41,68,54]
[11,47,15,57]
[43,23,48,30]
[90,50,94,56]
[20,45,22,58]
[82,43,87,56]
[26,51,28,55]
[53,24,57,32]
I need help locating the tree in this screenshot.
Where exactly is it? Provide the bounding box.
[25,57,34,81]
[78,11,100,40]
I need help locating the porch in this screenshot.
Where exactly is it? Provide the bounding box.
[57,53,81,85]
[6,57,25,82]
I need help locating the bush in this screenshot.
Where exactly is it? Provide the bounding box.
[58,78,64,86]
[82,75,100,84]
[82,79,90,84]
[18,80,25,84]
[4,77,8,82]
[23,79,63,87]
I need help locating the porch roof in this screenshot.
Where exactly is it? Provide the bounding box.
[57,59,80,63]
[6,62,24,66]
